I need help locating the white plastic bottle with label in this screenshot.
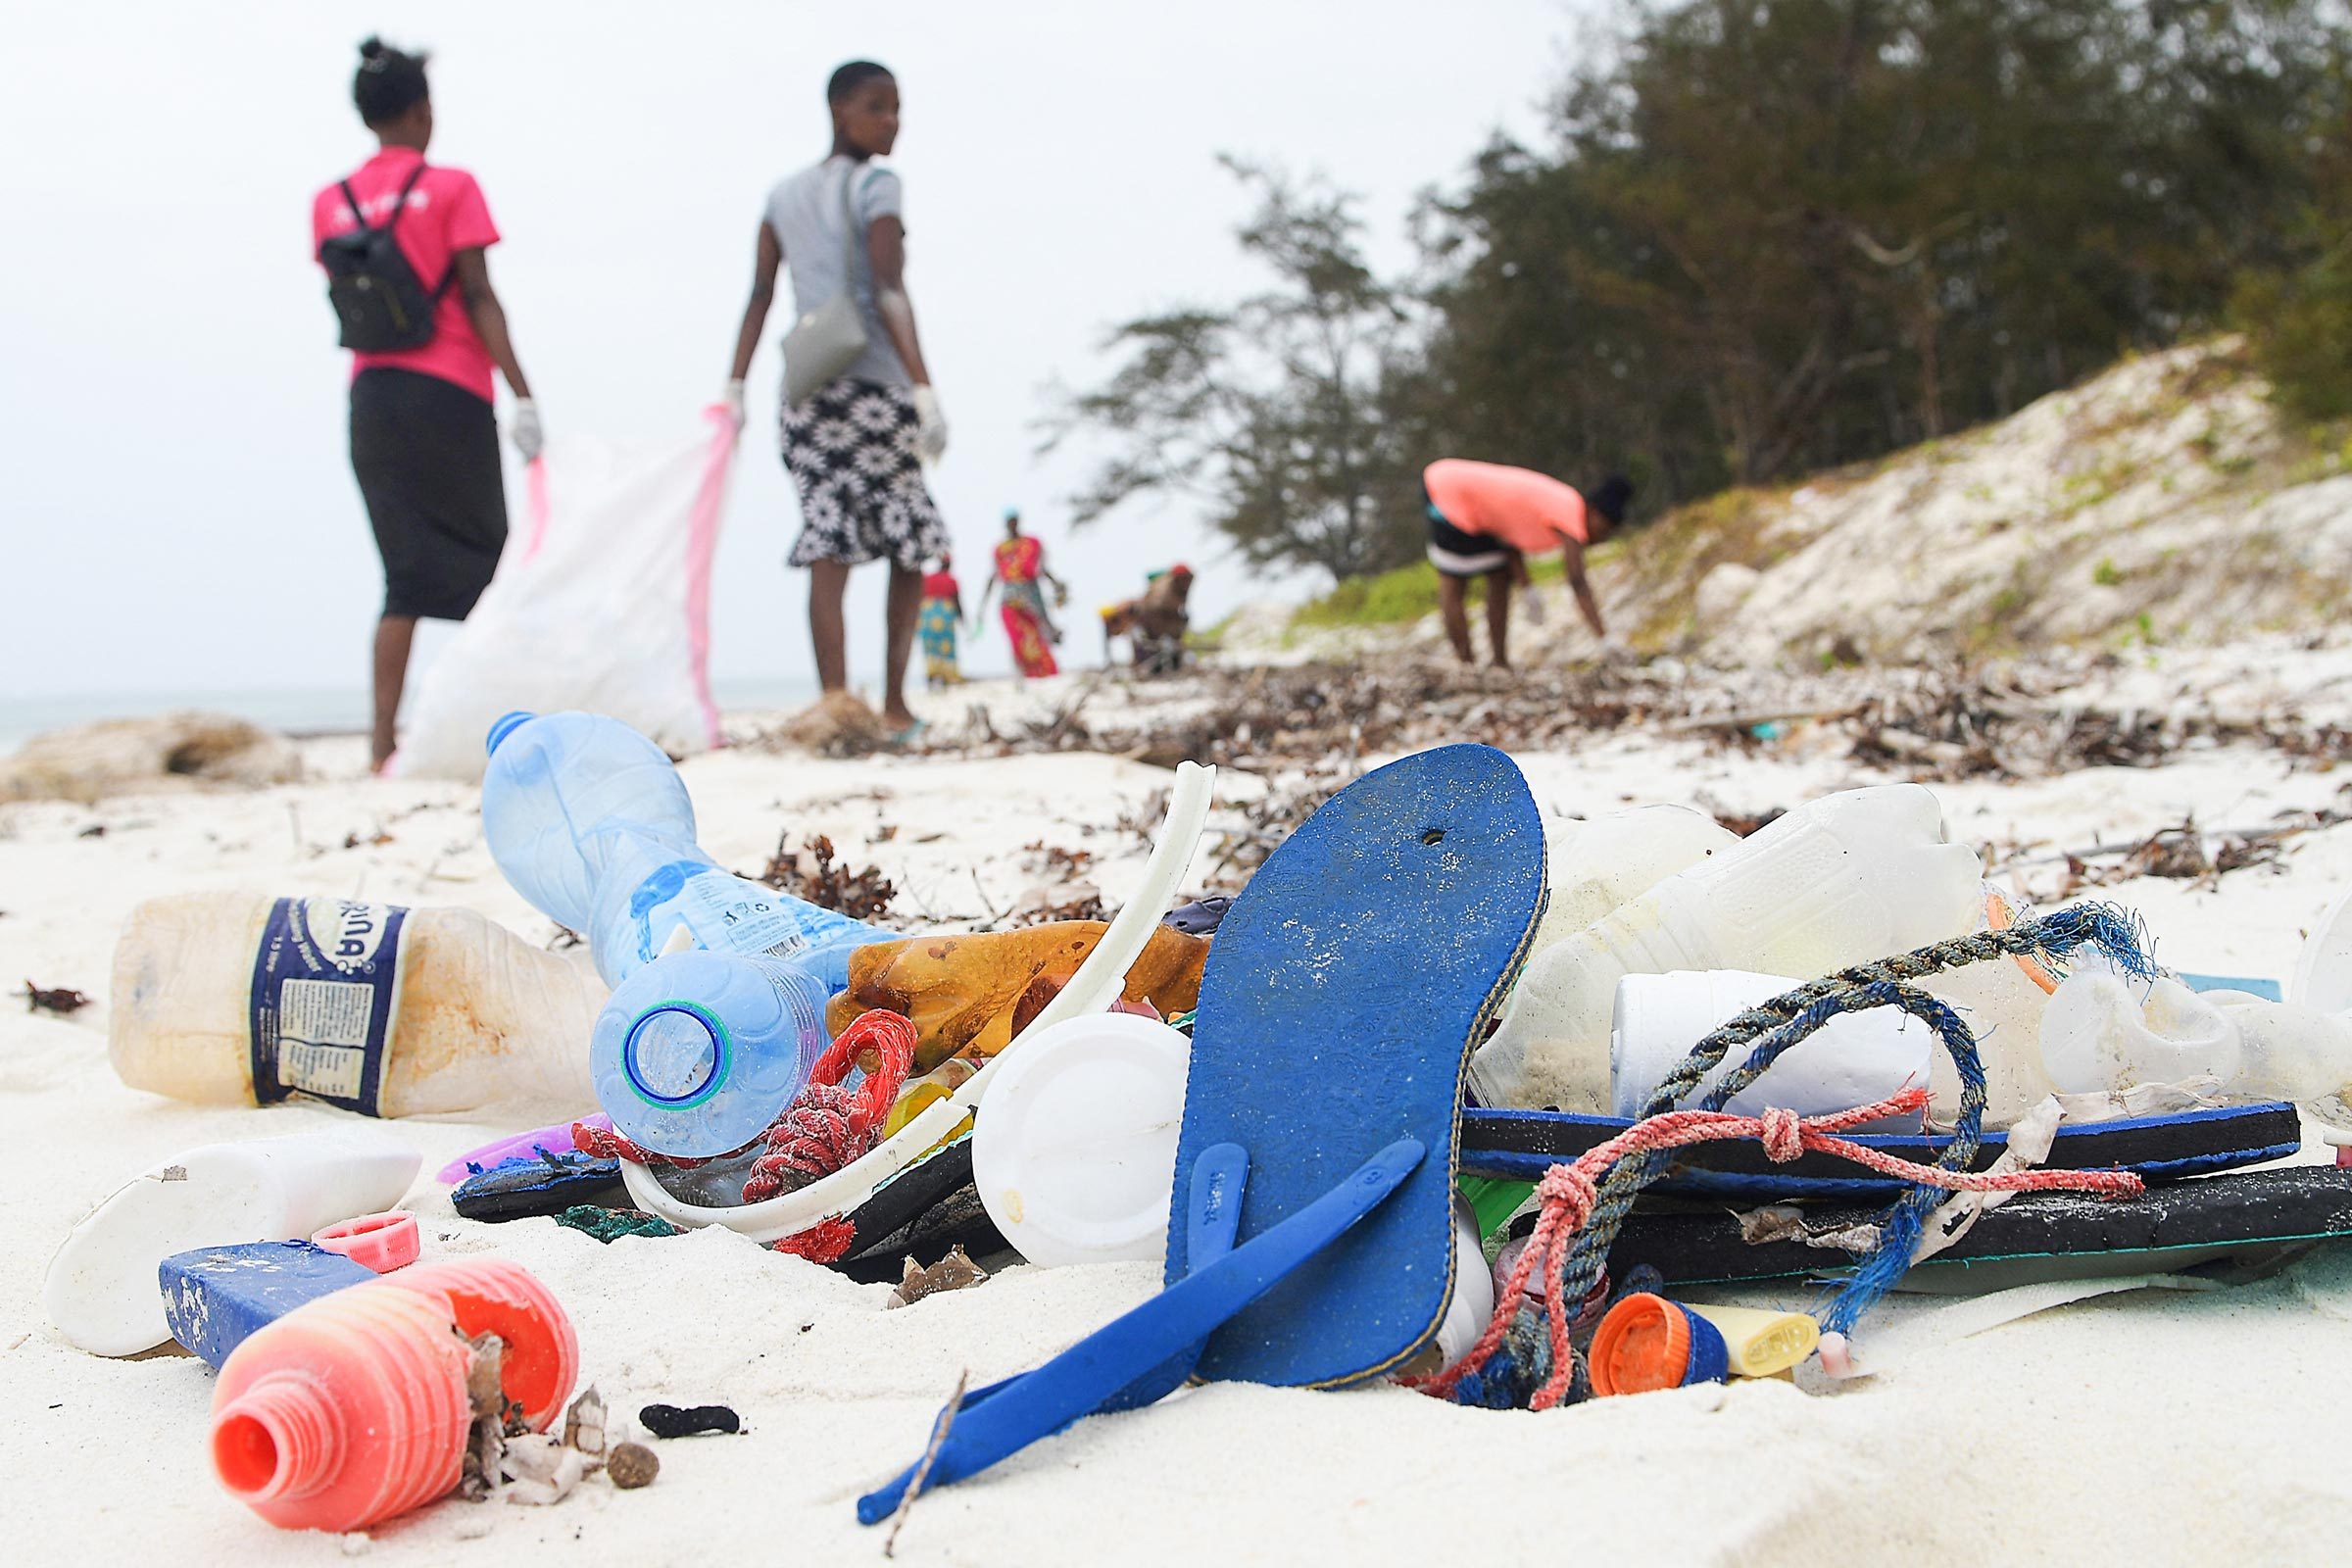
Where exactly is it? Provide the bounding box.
[1470,784,1983,1113]
[1536,805,1739,954]
[109,894,603,1119]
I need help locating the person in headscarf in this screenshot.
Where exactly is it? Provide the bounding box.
[973,509,1068,678]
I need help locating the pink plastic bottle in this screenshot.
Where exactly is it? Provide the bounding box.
[208,1258,578,1532]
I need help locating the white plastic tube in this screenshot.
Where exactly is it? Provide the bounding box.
[1610,968,1931,1125]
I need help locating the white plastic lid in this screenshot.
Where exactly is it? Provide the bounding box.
[973,1012,1192,1268]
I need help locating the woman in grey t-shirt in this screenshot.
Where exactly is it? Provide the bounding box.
[722,60,950,744]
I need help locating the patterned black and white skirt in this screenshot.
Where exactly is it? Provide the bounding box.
[780,378,951,571]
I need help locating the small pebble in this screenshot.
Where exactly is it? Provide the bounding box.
[608,1443,660,1490]
[638,1401,740,1439]
[340,1533,372,1557]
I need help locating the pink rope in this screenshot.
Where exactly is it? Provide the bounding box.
[1407,1087,2143,1410]
[681,407,736,750]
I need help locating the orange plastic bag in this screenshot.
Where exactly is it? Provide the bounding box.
[828,922,1208,1073]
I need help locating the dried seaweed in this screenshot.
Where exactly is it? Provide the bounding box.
[22,982,89,1016]
[750,832,898,921]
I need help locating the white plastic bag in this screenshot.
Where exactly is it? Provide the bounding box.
[394,412,736,779]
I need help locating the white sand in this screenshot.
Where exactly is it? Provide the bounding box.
[7,669,2352,1564]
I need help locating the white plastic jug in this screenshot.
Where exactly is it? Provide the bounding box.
[2037,967,2239,1094]
[110,894,603,1119]
[1471,784,1983,1112]
[2040,964,2352,1115]
[1610,969,1931,1127]
[44,1128,420,1356]
[1536,805,1739,953]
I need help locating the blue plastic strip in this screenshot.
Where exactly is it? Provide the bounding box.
[2178,972,2283,1001]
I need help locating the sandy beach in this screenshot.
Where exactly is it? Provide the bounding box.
[6,656,2351,1566]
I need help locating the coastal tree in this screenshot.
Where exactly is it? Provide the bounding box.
[1420,0,2351,501]
[1042,160,1431,581]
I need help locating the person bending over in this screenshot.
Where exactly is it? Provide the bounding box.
[724,60,950,743]
[1422,461,1631,669]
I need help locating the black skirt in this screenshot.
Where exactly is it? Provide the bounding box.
[349,368,508,620]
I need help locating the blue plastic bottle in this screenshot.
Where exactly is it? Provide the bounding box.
[480,711,894,992]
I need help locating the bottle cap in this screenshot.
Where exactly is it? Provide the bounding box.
[312,1211,420,1274]
[484,710,536,757]
[1589,1293,1730,1396]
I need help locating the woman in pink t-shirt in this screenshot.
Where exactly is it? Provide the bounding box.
[1421,460,1632,669]
[312,38,539,769]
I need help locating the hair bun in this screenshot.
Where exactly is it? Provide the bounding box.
[358,36,387,61]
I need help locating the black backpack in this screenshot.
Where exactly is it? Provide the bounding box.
[318,162,452,352]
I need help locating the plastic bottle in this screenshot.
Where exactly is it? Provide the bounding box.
[1609,969,1931,1127]
[480,710,893,991]
[209,1257,578,1532]
[109,893,602,1120]
[590,949,833,1156]
[1471,784,1983,1113]
[1536,805,1739,955]
[44,1127,422,1357]
[2039,965,2352,1114]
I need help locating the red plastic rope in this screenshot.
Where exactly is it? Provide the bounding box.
[569,1009,918,1261]
[743,1009,916,1202]
[1409,1087,2143,1410]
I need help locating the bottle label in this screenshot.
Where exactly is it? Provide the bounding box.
[632,864,840,965]
[248,898,408,1115]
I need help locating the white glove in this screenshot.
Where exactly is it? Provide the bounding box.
[509,399,544,463]
[911,385,949,465]
[722,378,747,429]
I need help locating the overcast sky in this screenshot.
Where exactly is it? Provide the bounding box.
[2,1,1586,711]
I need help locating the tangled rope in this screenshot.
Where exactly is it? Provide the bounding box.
[743,1009,914,1200]
[573,1008,917,1262]
[1416,1088,2140,1408]
[1422,903,2154,1406]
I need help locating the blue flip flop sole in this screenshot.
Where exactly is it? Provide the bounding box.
[1172,743,1544,1388]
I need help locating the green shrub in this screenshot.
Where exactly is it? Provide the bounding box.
[2237,253,2352,422]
